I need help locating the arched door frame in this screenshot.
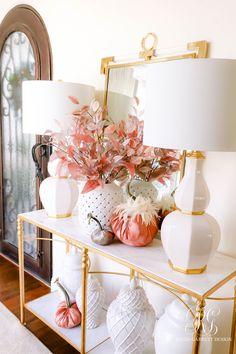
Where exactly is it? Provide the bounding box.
[0,4,53,283]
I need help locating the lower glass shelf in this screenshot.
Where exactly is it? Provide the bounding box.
[25,291,109,353]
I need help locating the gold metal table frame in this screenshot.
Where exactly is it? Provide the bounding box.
[17,213,236,354]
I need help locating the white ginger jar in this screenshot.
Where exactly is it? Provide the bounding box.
[78,182,123,234]
[154,294,212,354]
[107,279,156,354]
[76,275,105,329]
[59,248,82,302]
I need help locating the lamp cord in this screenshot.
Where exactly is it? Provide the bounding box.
[31,143,49,183]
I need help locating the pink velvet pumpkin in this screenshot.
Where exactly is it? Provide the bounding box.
[111,196,159,247]
[112,213,158,246]
[54,279,81,328]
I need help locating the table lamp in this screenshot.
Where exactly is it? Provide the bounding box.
[143,59,236,274]
[22,80,95,217]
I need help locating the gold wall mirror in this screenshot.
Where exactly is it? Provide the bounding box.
[101,35,208,196]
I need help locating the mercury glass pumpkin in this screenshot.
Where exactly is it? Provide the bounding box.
[107,279,156,354]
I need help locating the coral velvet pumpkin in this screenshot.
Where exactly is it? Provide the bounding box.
[54,279,81,329]
[111,196,159,247]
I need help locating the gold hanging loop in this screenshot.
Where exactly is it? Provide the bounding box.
[139,32,158,60]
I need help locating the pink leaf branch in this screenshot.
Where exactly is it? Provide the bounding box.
[46,97,180,191]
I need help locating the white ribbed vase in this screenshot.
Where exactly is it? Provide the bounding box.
[78,182,123,234]
[76,275,105,329]
[107,280,156,354]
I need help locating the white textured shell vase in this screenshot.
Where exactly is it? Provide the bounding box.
[107,279,156,354]
[59,248,82,302]
[154,295,212,354]
[78,182,123,234]
[76,275,105,329]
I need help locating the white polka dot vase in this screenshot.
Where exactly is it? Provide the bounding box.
[107,279,156,354]
[78,182,123,234]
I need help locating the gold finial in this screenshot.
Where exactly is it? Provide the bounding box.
[139,32,158,61]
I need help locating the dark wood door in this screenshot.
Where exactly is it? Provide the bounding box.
[0,5,53,283]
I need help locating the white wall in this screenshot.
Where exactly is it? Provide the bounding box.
[1,1,236,353]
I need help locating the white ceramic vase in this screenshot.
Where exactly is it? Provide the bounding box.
[154,295,212,354]
[107,279,156,354]
[76,275,105,329]
[78,182,123,234]
[59,248,82,302]
[40,158,79,218]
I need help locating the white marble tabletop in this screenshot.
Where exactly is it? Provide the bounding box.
[19,209,236,299]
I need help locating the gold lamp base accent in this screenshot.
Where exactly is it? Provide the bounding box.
[168,260,207,274]
[47,213,72,219]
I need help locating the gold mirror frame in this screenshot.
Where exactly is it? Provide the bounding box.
[101,35,208,180]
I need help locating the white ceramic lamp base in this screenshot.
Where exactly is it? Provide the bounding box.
[40,177,79,218]
[161,153,220,274]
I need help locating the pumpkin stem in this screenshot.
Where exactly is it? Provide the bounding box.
[127,180,136,200]
[87,213,103,230]
[55,278,71,308]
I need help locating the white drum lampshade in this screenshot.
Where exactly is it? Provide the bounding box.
[143,59,236,273]
[22,80,95,134]
[22,80,95,218]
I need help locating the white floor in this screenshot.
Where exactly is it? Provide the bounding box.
[0,302,52,354]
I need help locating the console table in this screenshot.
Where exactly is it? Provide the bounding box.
[17,210,236,354]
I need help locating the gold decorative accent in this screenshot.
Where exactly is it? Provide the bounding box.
[179,150,187,181]
[186,151,205,159]
[130,269,135,280]
[207,296,236,301]
[139,32,158,60]
[51,176,69,179]
[47,213,72,218]
[178,209,205,216]
[168,260,207,274]
[187,40,208,58]
[65,241,70,253]
[192,299,206,354]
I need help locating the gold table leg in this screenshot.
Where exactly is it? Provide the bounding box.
[17,217,25,325]
[192,299,206,354]
[229,285,236,354]
[81,248,89,354]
